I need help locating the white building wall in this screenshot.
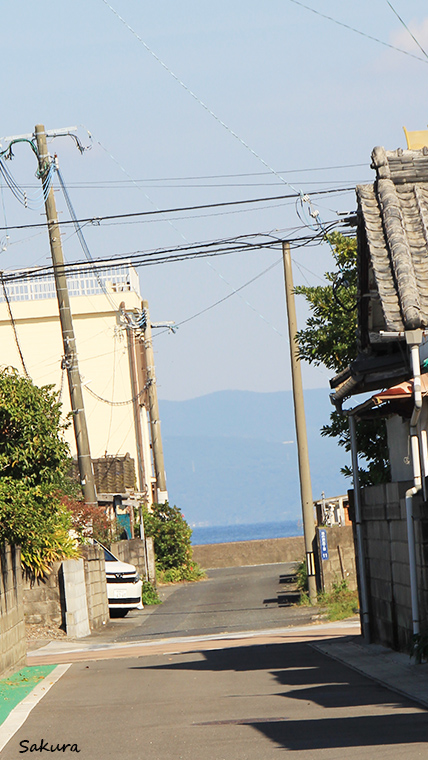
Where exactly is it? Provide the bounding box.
[0,283,152,488]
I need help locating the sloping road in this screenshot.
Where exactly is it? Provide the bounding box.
[93,563,319,645]
[2,564,427,759]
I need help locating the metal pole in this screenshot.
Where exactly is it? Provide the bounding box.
[282,241,317,602]
[34,124,97,506]
[141,300,168,503]
[349,414,371,641]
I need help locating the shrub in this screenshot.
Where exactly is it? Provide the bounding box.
[143,502,205,583]
[142,581,161,605]
[65,496,118,547]
[0,369,81,576]
[0,479,78,577]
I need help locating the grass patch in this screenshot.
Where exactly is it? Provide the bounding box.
[157,563,206,584]
[296,557,358,620]
[318,580,359,621]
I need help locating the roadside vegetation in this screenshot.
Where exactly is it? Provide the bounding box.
[141,580,161,605]
[0,369,78,576]
[143,502,205,584]
[296,559,358,621]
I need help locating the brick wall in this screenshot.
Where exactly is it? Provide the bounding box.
[80,544,109,630]
[0,544,26,678]
[359,482,428,651]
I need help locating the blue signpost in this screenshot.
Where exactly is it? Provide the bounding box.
[319,529,329,561]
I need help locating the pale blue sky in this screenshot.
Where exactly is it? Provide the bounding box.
[1,1,427,399]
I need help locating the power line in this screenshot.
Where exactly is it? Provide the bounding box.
[101,0,304,197]
[288,0,428,64]
[173,258,284,331]
[0,273,30,377]
[10,162,369,187]
[385,1,428,60]
[85,129,289,346]
[0,221,342,287]
[0,186,356,233]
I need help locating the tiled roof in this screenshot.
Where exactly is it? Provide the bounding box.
[357,146,428,333]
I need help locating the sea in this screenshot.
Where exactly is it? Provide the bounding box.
[190,520,302,546]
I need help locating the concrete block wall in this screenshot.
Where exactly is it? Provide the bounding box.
[61,559,91,638]
[111,538,147,579]
[0,544,26,678]
[79,544,109,630]
[317,525,357,593]
[359,481,428,651]
[191,536,305,569]
[22,561,63,627]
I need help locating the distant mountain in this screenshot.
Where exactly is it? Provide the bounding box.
[160,389,349,527]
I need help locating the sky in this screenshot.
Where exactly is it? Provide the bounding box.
[1,1,428,400]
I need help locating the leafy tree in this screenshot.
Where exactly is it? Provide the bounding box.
[295,232,390,485]
[0,368,78,574]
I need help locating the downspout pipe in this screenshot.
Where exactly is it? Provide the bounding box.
[405,332,423,638]
[349,413,371,642]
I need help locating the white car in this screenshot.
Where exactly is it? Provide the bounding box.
[101,544,144,616]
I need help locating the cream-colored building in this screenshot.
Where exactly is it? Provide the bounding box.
[0,262,164,504]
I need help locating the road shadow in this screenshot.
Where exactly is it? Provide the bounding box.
[129,639,428,751]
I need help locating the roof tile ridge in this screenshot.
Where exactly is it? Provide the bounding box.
[376,176,421,329]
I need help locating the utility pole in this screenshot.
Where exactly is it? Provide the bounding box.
[35,124,97,507]
[282,241,318,603]
[140,300,168,503]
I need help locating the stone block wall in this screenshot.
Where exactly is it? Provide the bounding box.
[359,482,428,651]
[191,536,305,569]
[22,561,63,627]
[79,544,109,630]
[111,538,147,578]
[0,544,26,678]
[317,525,357,593]
[23,548,109,635]
[61,559,91,638]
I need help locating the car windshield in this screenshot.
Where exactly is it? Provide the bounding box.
[103,547,118,563]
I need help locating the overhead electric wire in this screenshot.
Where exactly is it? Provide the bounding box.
[0,185,357,233]
[0,155,55,211]
[11,162,369,187]
[56,164,121,313]
[0,221,341,290]
[385,0,428,60]
[85,127,292,342]
[288,0,428,64]
[99,0,346,249]
[0,273,30,377]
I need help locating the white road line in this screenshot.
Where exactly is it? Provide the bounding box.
[0,664,72,753]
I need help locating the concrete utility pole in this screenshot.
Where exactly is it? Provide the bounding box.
[140,300,168,503]
[35,124,97,507]
[282,241,318,603]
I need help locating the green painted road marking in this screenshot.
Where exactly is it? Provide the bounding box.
[0,665,57,726]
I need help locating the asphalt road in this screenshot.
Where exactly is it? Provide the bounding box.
[95,563,319,644]
[3,639,428,759]
[5,564,428,759]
